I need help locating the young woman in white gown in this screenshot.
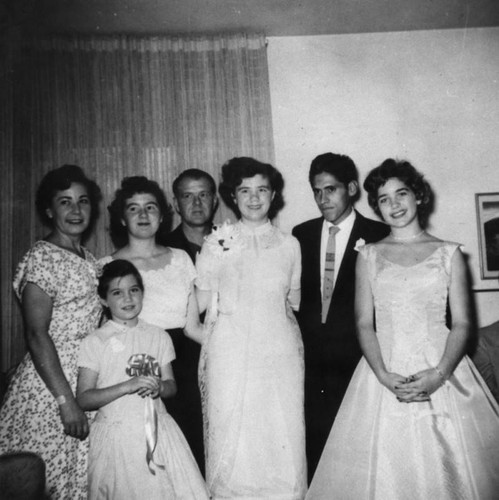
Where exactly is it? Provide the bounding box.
[306,159,499,500]
[190,157,307,499]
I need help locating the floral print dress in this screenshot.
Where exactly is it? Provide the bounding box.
[0,241,102,500]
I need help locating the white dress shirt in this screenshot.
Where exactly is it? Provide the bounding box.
[320,209,356,296]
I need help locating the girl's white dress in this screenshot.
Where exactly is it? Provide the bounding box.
[196,221,307,499]
[78,319,209,500]
[306,243,499,500]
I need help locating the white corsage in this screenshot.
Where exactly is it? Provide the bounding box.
[354,238,366,252]
[205,220,245,257]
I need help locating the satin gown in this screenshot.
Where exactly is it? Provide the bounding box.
[196,221,307,499]
[307,243,499,500]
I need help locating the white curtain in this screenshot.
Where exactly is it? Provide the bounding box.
[1,33,275,372]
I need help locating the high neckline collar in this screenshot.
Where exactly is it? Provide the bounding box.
[237,219,273,235]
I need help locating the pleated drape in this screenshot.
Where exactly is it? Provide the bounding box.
[0,33,275,372]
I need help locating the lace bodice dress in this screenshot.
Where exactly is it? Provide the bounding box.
[0,241,102,499]
[306,242,499,500]
[101,248,195,330]
[196,221,307,499]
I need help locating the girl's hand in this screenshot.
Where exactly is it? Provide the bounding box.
[58,398,89,440]
[147,377,161,399]
[127,376,160,398]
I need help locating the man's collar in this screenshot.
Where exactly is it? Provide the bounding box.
[324,208,356,231]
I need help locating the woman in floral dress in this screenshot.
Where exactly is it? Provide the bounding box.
[0,165,102,499]
[191,157,307,499]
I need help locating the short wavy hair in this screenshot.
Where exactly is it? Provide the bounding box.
[218,157,285,220]
[98,259,144,299]
[308,152,359,186]
[172,168,217,197]
[35,164,101,238]
[363,159,433,227]
[108,176,172,249]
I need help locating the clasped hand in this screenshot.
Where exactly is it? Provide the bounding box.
[381,368,443,403]
[128,375,161,398]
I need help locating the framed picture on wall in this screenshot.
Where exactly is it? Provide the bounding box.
[476,192,499,279]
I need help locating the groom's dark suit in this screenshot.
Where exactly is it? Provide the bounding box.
[292,210,388,482]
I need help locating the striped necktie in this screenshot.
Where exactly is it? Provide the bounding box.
[322,225,340,323]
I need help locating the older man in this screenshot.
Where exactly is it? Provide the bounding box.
[163,168,218,476]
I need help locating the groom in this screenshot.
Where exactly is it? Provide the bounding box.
[292,152,389,482]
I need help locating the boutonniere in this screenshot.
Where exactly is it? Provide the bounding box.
[354,238,366,252]
[205,220,245,257]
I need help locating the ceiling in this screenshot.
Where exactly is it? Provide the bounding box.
[5,0,499,38]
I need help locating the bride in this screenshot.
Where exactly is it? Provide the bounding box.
[191,157,307,499]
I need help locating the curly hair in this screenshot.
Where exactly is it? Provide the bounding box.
[218,157,285,220]
[108,176,172,249]
[35,165,101,238]
[363,159,433,226]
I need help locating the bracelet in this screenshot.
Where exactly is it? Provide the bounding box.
[55,395,67,406]
[434,366,447,385]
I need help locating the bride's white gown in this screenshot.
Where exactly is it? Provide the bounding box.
[307,242,499,500]
[196,221,307,499]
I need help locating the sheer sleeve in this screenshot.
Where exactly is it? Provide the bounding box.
[290,236,302,291]
[195,240,220,292]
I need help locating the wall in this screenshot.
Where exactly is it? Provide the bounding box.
[267,27,499,326]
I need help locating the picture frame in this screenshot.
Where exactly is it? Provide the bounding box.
[475,192,499,279]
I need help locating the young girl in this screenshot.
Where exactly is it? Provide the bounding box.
[77,260,209,500]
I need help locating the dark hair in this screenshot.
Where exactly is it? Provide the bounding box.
[363,159,433,227]
[108,176,172,249]
[172,169,217,197]
[35,165,101,237]
[218,157,285,220]
[309,153,359,186]
[98,259,144,300]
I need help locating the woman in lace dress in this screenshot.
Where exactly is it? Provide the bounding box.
[307,159,499,500]
[105,176,199,335]
[0,165,102,499]
[190,157,307,499]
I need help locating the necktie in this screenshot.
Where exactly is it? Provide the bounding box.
[322,225,340,323]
